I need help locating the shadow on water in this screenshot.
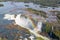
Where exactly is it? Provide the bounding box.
[41,23,59,40]
[48,32,59,40]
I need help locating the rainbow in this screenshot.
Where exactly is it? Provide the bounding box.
[28,17,37,28]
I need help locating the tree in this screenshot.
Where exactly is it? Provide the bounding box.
[45,22,52,33]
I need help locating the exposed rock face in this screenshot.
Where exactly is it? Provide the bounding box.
[0,24,31,40]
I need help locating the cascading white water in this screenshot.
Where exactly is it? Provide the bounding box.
[37,21,42,32]
[3,14,15,20]
[15,14,32,28]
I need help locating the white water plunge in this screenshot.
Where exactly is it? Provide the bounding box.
[4,14,43,32]
[37,21,42,32]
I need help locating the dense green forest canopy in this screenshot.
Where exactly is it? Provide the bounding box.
[0,0,60,7]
